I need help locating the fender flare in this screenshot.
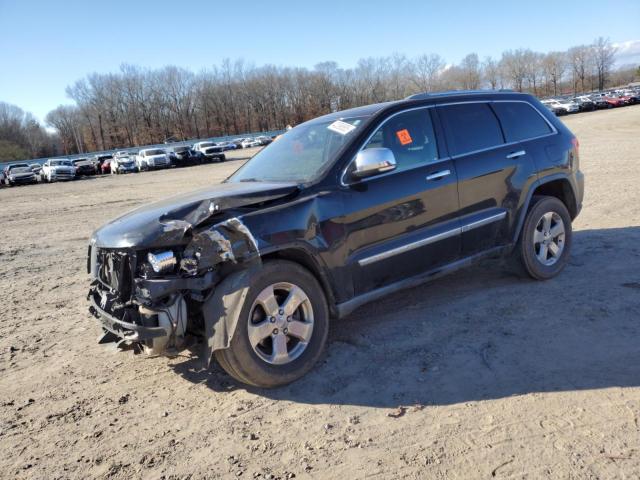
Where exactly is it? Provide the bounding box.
[201,264,261,364]
[512,173,577,244]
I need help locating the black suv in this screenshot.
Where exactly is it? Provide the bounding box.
[87,90,584,387]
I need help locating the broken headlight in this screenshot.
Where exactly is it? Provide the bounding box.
[147,251,177,273]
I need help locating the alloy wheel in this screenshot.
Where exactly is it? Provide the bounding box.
[247,282,314,365]
[533,212,565,266]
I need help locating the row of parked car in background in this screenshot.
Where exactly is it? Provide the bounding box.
[0,135,273,187]
[541,87,640,116]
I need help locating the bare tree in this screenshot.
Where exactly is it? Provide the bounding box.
[482,56,501,89]
[410,53,444,92]
[459,53,481,89]
[0,102,58,161]
[524,51,544,95]
[500,49,529,91]
[38,43,627,157]
[542,52,567,96]
[592,37,617,91]
[568,45,592,94]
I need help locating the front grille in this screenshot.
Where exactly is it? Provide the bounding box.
[54,171,74,178]
[14,176,35,183]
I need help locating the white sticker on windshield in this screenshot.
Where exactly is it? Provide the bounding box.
[327,120,356,135]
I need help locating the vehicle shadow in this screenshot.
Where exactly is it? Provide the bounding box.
[171,226,640,407]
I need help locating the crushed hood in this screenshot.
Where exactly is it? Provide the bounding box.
[92,181,298,248]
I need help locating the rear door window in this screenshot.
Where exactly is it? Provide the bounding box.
[492,102,553,142]
[437,103,505,156]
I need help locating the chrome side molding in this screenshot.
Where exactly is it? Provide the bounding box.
[358,211,507,266]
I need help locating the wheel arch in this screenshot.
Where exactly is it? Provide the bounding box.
[260,246,339,318]
[513,174,578,244]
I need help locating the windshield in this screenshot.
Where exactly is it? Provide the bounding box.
[230,117,366,183]
[144,149,165,156]
[51,160,72,166]
[199,142,215,148]
[9,164,29,170]
[11,167,31,174]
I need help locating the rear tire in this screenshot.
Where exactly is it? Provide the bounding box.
[516,195,572,280]
[214,260,329,388]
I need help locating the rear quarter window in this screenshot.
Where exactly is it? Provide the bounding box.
[437,103,504,156]
[492,102,553,142]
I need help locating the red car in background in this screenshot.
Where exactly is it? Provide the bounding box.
[603,96,626,107]
[617,94,638,105]
[101,159,111,174]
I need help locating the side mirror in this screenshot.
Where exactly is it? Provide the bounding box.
[352,148,397,179]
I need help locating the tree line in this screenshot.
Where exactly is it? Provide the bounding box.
[1,36,637,161]
[0,102,59,161]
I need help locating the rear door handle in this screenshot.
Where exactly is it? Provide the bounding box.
[506,150,526,159]
[426,169,451,181]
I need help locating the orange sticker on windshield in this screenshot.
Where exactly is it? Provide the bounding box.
[396,129,412,145]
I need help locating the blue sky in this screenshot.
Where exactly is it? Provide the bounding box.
[1,0,639,122]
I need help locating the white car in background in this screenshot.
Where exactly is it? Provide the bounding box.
[546,98,580,113]
[41,158,76,182]
[135,148,170,171]
[111,153,138,174]
[240,138,261,148]
[192,141,226,162]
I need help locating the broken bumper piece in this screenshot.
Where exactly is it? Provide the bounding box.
[88,296,167,343]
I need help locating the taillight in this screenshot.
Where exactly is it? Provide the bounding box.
[571,137,580,170]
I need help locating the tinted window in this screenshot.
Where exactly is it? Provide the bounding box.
[362,108,438,172]
[492,102,553,142]
[438,103,504,156]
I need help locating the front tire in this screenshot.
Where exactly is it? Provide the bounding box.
[516,195,572,280]
[215,260,329,388]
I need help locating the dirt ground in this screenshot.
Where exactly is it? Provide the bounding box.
[1,107,639,480]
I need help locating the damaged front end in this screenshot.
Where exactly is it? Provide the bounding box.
[87,216,261,356]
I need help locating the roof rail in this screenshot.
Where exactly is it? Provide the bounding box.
[405,89,515,100]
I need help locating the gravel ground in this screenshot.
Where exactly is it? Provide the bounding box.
[0,108,639,480]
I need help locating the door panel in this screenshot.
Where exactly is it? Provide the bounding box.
[453,144,530,254]
[343,160,460,294]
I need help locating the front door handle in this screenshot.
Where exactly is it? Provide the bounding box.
[506,150,526,159]
[426,169,451,181]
